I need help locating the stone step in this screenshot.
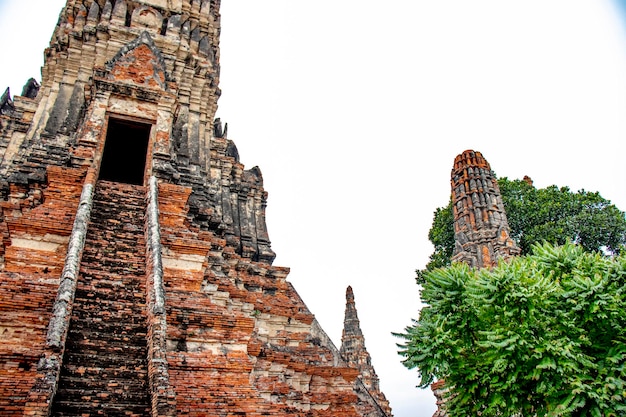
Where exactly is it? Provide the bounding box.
[81,244,145,254]
[78,258,146,269]
[84,232,143,240]
[67,304,146,319]
[84,232,144,239]
[66,330,147,347]
[55,373,148,389]
[79,269,145,279]
[65,335,146,347]
[67,322,146,334]
[63,347,147,368]
[65,315,147,334]
[70,291,145,305]
[74,286,145,297]
[51,400,150,417]
[90,199,145,209]
[58,361,148,376]
[55,383,150,401]
[89,206,145,216]
[68,306,146,320]
[66,332,146,344]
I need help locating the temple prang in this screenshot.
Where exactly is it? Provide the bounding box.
[432,149,521,416]
[0,1,391,415]
[450,150,520,269]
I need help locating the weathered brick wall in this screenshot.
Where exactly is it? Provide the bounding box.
[3,167,85,274]
[0,164,86,415]
[0,274,56,414]
[158,181,367,415]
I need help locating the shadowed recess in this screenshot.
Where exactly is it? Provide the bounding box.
[99,118,151,185]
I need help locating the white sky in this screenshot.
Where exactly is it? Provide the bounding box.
[2,1,626,416]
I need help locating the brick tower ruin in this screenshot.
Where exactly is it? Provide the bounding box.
[450,150,520,268]
[432,149,521,416]
[0,1,391,415]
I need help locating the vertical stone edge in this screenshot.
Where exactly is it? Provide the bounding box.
[145,175,177,416]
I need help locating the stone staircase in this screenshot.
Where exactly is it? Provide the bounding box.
[51,181,151,416]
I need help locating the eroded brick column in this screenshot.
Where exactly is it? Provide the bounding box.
[450,150,520,268]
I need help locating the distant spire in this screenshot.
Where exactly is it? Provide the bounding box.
[340,285,377,391]
[340,286,393,416]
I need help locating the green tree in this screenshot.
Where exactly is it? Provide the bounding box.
[397,243,626,417]
[417,178,626,282]
[501,178,626,255]
[417,204,455,282]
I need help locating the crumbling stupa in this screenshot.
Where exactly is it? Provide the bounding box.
[0,1,391,415]
[431,149,521,416]
[450,150,520,268]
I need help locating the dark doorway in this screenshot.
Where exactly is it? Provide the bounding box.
[99,118,151,185]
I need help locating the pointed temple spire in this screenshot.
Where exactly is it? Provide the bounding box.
[341,286,393,416]
[340,286,367,367]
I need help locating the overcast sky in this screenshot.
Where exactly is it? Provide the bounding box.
[2,1,626,416]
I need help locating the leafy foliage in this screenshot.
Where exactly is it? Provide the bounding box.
[417,178,626,282]
[397,243,626,417]
[416,204,455,283]
[500,178,626,255]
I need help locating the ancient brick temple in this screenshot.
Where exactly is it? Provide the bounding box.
[431,149,521,416]
[450,150,520,269]
[0,1,391,415]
